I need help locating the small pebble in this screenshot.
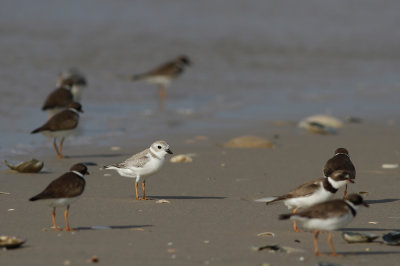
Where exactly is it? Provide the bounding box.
[103,174,111,177]
[7,209,15,212]
[203,240,210,244]
[110,146,121,151]
[167,242,173,246]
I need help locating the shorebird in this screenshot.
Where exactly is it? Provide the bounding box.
[256,170,353,232]
[131,55,191,108]
[279,194,368,256]
[57,68,87,102]
[104,140,173,200]
[323,148,356,198]
[31,102,83,159]
[29,163,90,231]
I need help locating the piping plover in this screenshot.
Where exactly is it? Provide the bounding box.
[29,163,90,231]
[31,102,83,159]
[131,55,191,108]
[256,170,353,232]
[323,148,356,198]
[279,194,368,256]
[104,140,173,200]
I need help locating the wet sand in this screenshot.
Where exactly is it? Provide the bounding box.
[1,122,400,266]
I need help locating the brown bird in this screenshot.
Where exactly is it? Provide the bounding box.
[29,163,89,231]
[279,194,368,257]
[32,102,82,159]
[256,170,353,232]
[323,148,356,198]
[131,55,191,109]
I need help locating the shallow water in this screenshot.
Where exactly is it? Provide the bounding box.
[1,0,400,157]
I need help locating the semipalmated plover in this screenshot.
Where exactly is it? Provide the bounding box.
[279,194,368,256]
[104,141,173,200]
[31,102,83,159]
[131,55,191,108]
[57,68,87,102]
[29,163,89,231]
[256,170,353,232]
[323,148,356,198]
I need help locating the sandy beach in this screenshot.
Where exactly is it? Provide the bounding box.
[1,1,400,265]
[1,122,400,266]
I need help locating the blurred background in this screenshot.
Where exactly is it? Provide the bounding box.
[1,0,400,156]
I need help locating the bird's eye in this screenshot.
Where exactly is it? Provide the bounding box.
[157,146,162,149]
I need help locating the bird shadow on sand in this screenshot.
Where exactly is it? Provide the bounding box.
[338,228,398,232]
[338,251,400,256]
[150,195,226,200]
[76,224,153,231]
[365,198,400,205]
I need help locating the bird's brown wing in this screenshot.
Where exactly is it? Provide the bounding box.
[42,88,73,110]
[286,178,323,198]
[40,111,79,131]
[296,200,349,219]
[30,172,85,200]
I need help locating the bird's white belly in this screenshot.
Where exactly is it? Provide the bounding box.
[115,158,164,181]
[45,197,79,207]
[301,213,353,231]
[42,129,75,138]
[284,188,333,209]
[145,76,171,86]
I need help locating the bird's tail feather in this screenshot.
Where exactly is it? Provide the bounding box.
[254,197,280,205]
[31,127,42,134]
[279,213,292,220]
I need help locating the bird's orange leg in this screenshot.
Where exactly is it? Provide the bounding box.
[53,138,61,158]
[142,180,152,200]
[64,205,75,231]
[293,208,302,232]
[58,137,65,159]
[328,232,343,257]
[135,182,141,200]
[52,207,62,231]
[342,184,348,199]
[314,230,321,256]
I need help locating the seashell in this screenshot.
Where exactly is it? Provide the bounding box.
[382,231,400,245]
[223,136,274,148]
[170,154,193,163]
[0,236,26,249]
[300,121,338,135]
[382,164,399,169]
[299,114,343,134]
[341,232,378,243]
[156,199,170,204]
[4,159,44,173]
[257,232,275,238]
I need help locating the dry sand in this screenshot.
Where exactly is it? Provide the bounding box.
[1,122,400,266]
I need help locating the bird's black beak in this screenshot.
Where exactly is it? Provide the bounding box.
[363,202,369,207]
[166,149,173,154]
[79,109,84,113]
[347,178,354,183]
[86,171,90,175]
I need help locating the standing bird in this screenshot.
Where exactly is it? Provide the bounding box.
[131,55,191,109]
[31,102,83,159]
[279,194,368,257]
[323,148,356,198]
[29,163,90,231]
[104,140,173,200]
[256,170,353,232]
[57,68,87,102]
